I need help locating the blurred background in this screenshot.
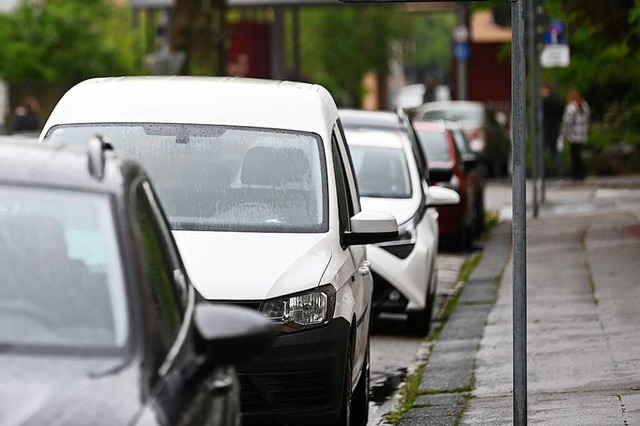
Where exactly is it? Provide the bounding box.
[1,0,639,176]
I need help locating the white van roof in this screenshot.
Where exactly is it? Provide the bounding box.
[41,77,339,139]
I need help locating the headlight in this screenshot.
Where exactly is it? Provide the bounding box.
[379,217,416,259]
[260,285,336,332]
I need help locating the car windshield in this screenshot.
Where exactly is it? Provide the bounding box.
[451,128,472,155]
[47,124,327,233]
[416,130,452,163]
[349,145,412,199]
[0,186,128,352]
[419,108,483,127]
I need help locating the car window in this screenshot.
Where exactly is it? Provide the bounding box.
[419,108,483,127]
[47,124,328,234]
[349,145,412,199]
[335,120,361,214]
[133,181,183,352]
[332,131,353,234]
[416,130,452,162]
[0,186,128,352]
[452,128,473,155]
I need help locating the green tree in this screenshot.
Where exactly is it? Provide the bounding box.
[300,5,403,107]
[0,0,144,83]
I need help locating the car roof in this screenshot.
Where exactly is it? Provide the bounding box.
[0,139,139,193]
[418,101,484,111]
[412,120,448,132]
[339,109,403,130]
[343,127,405,149]
[42,77,339,139]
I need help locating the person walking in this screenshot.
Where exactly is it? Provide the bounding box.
[558,89,590,180]
[12,96,41,133]
[542,82,565,176]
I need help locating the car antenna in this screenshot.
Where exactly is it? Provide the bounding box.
[88,134,113,180]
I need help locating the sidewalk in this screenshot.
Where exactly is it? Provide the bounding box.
[400,176,640,425]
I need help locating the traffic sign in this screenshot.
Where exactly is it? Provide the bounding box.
[452,25,469,43]
[453,42,470,60]
[541,19,569,68]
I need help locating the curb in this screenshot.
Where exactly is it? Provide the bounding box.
[398,223,512,426]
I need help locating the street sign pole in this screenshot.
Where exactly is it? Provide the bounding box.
[455,4,469,100]
[527,0,539,218]
[534,1,545,212]
[512,0,528,424]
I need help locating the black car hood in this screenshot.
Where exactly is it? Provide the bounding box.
[0,353,145,426]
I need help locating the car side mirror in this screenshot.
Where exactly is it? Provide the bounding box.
[462,153,480,170]
[427,186,460,207]
[428,167,453,184]
[194,304,279,366]
[343,211,399,246]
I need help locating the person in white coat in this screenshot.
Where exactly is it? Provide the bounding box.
[558,89,590,180]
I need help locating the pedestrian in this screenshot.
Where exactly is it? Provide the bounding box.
[422,77,437,104]
[558,89,590,180]
[541,82,564,176]
[12,96,41,133]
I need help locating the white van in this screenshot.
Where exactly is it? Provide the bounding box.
[41,77,398,426]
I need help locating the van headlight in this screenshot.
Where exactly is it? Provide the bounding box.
[260,285,336,332]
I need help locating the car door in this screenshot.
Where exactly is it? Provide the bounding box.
[132,179,239,426]
[333,123,371,371]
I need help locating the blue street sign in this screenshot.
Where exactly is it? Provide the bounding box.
[453,42,470,60]
[543,20,567,45]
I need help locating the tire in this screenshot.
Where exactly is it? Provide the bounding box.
[453,223,472,252]
[351,344,370,426]
[338,344,353,426]
[407,289,434,335]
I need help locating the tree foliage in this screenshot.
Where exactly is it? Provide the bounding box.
[0,0,144,83]
[300,6,403,107]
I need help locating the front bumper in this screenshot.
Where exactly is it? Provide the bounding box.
[237,317,351,426]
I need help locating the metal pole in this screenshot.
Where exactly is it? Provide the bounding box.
[527,0,538,218]
[512,0,528,424]
[534,36,544,208]
[292,6,301,79]
[456,3,468,100]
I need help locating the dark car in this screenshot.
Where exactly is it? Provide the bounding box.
[0,138,277,426]
[415,101,510,176]
[413,121,485,250]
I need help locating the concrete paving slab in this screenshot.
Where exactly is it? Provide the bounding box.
[414,393,466,407]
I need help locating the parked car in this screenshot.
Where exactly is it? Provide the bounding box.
[41,77,399,426]
[0,138,278,426]
[414,101,510,176]
[412,120,485,250]
[340,110,460,333]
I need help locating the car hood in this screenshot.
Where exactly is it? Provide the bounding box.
[0,354,142,426]
[361,197,421,226]
[173,231,333,301]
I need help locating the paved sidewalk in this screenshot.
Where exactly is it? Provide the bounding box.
[399,176,640,425]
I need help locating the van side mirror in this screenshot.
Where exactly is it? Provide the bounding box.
[462,153,480,170]
[428,167,453,184]
[194,304,279,366]
[427,186,461,207]
[343,211,399,246]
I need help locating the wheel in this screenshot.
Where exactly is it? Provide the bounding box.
[453,223,472,252]
[407,289,434,335]
[351,344,370,426]
[338,344,353,426]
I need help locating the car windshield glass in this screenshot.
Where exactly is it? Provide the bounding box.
[451,129,472,155]
[0,186,128,352]
[349,145,412,199]
[416,130,452,162]
[419,108,483,127]
[47,124,327,233]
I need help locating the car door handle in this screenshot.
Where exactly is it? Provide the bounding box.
[205,376,234,396]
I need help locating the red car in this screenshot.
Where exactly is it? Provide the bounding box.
[413,121,485,250]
